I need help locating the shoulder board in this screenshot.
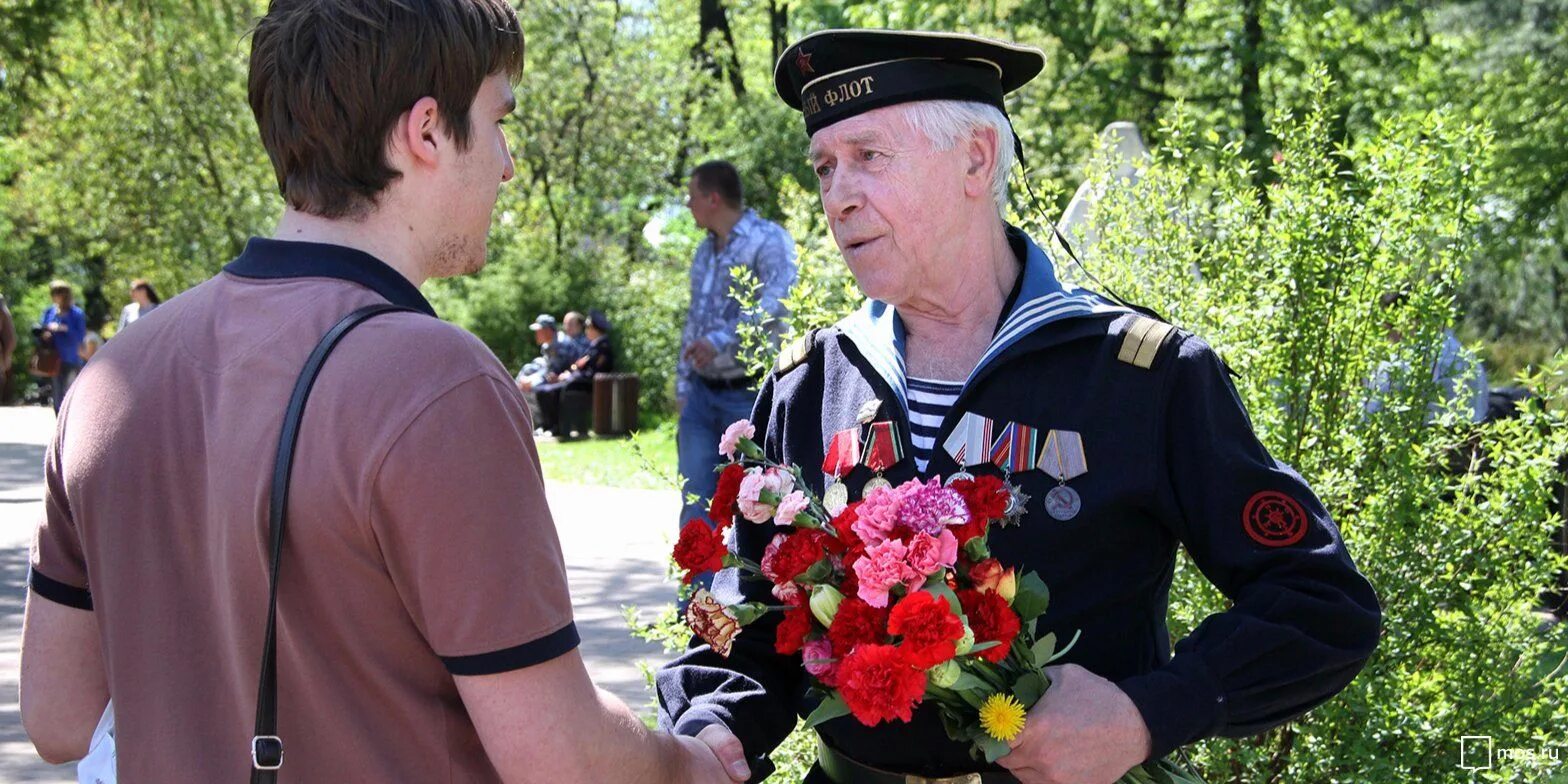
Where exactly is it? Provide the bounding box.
[773,329,818,375]
[1115,315,1176,370]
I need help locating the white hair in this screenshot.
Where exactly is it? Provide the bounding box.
[899,100,1016,217]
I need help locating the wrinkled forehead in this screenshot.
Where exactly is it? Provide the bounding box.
[807,104,920,161]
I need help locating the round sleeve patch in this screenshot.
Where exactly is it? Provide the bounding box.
[1243,491,1308,547]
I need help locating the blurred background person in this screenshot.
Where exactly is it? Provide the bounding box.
[116,279,162,333]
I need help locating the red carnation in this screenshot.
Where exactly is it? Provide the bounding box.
[770,529,831,584]
[952,475,1009,523]
[709,464,745,526]
[958,588,1021,664]
[836,644,928,725]
[827,596,889,656]
[673,518,727,584]
[775,604,815,656]
[887,591,964,668]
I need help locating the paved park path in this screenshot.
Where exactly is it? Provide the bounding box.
[0,405,680,782]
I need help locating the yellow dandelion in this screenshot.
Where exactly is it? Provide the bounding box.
[978,692,1027,743]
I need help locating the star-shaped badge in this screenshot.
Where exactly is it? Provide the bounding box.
[795,49,815,76]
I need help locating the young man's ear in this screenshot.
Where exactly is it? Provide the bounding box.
[397,96,443,167]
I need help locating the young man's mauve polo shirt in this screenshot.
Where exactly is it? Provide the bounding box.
[31,238,578,782]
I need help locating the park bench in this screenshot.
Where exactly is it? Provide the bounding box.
[556,372,639,439]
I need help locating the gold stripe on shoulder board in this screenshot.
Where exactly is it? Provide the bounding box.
[774,331,813,374]
[1117,316,1176,370]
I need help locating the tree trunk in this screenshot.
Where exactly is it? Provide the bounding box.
[1238,0,1269,196]
[694,0,746,98]
[769,1,788,69]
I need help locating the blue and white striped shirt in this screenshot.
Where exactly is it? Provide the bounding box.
[906,376,963,472]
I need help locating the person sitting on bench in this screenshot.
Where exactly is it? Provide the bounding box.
[537,309,614,437]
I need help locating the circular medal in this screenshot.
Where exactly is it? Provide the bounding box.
[823,481,850,517]
[862,475,892,497]
[1045,485,1082,521]
[944,470,976,487]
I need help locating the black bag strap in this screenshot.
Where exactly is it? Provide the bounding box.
[251,303,417,782]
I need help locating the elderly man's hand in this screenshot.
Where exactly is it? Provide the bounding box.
[683,338,718,370]
[998,664,1151,784]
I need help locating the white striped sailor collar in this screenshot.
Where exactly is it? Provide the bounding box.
[835,226,1128,415]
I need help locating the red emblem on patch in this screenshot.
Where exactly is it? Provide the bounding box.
[1242,491,1308,547]
[796,49,815,76]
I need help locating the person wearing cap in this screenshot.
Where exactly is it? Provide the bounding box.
[537,309,615,438]
[516,313,581,426]
[657,29,1380,784]
[677,160,799,547]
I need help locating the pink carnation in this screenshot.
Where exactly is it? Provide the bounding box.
[897,478,971,536]
[804,638,837,684]
[905,530,959,578]
[852,539,923,609]
[718,419,756,460]
[737,467,795,524]
[850,478,923,545]
[775,490,811,527]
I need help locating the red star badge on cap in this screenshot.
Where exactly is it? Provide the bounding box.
[796,49,815,76]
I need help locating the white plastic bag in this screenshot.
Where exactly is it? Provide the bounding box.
[76,701,115,784]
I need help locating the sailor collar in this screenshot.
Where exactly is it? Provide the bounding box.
[835,226,1127,413]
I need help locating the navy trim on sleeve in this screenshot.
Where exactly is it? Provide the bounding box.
[441,622,580,676]
[28,566,93,611]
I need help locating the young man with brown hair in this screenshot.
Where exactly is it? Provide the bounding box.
[20,2,746,782]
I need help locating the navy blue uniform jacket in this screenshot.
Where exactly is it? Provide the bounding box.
[657,228,1381,781]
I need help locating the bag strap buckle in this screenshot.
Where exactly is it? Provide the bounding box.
[251,735,284,771]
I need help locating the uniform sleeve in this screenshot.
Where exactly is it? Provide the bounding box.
[656,374,804,781]
[30,407,93,610]
[369,374,578,675]
[1117,336,1381,761]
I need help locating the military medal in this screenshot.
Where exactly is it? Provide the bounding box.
[860,420,903,496]
[942,412,993,486]
[989,422,1040,525]
[821,427,860,516]
[1037,429,1088,521]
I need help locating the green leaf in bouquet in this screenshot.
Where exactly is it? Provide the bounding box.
[1009,572,1050,621]
[1029,632,1057,666]
[803,693,851,728]
[967,640,1001,655]
[975,733,1012,764]
[1013,671,1048,708]
[799,558,835,584]
[924,582,963,615]
[1042,629,1082,665]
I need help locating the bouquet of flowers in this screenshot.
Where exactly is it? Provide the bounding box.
[673,420,1204,783]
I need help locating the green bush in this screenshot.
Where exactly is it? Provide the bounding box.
[1068,73,1568,783]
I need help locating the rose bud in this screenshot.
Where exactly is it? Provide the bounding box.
[997,568,1018,604]
[970,558,1005,593]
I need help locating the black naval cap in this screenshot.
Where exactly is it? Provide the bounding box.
[773,29,1045,137]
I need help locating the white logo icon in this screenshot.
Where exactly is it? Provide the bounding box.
[1460,736,1494,771]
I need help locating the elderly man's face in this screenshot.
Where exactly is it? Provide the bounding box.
[809,104,971,304]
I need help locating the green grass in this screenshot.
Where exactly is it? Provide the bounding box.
[534,420,680,490]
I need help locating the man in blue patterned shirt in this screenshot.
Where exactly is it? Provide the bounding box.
[677,161,798,540]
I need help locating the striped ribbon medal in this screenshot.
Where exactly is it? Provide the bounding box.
[860,421,904,496]
[941,412,993,486]
[1037,429,1088,521]
[821,427,861,516]
[988,421,1041,475]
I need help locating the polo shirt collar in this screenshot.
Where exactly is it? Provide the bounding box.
[224,237,437,317]
[835,226,1126,414]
